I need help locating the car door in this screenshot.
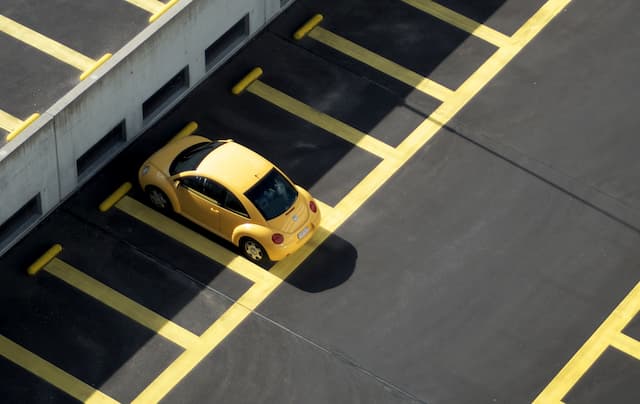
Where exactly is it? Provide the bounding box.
[174,176,222,235]
[217,188,252,240]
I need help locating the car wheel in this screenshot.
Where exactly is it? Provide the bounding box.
[146,186,171,212]
[241,238,269,265]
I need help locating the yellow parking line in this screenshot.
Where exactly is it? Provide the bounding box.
[401,0,512,48]
[124,0,179,23]
[0,15,93,71]
[125,0,163,13]
[534,280,640,403]
[132,278,280,403]
[248,80,398,160]
[45,258,199,349]
[510,0,571,48]
[0,335,118,404]
[115,196,276,285]
[308,26,453,101]
[315,199,334,216]
[611,332,640,361]
[0,109,22,132]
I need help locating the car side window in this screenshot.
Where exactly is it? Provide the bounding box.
[201,180,226,204]
[181,176,248,216]
[181,176,222,203]
[224,191,249,217]
[181,176,206,194]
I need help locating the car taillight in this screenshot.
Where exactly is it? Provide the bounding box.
[309,200,317,213]
[272,233,284,244]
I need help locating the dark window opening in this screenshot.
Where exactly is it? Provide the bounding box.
[205,15,249,71]
[143,67,189,121]
[77,121,126,178]
[0,194,42,252]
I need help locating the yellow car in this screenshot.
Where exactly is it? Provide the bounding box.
[138,135,321,264]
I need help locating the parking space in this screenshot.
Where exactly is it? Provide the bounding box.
[4,0,640,402]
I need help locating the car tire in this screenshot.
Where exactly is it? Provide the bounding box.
[241,237,270,265]
[146,186,171,212]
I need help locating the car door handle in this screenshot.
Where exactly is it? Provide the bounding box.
[210,207,219,213]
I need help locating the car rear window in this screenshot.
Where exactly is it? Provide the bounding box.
[169,141,222,175]
[245,169,298,220]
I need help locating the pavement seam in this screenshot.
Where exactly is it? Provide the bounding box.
[442,123,640,236]
[246,308,428,403]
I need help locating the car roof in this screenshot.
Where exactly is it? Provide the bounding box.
[197,140,274,192]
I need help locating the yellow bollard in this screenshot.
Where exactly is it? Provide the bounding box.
[293,14,324,40]
[231,67,263,95]
[27,244,62,276]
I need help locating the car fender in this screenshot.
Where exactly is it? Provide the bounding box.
[232,223,272,247]
[141,163,181,212]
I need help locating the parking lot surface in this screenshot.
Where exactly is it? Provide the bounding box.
[3,0,640,403]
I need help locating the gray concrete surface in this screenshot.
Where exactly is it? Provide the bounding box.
[2,0,640,403]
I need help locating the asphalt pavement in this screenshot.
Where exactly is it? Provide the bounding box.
[2,0,640,403]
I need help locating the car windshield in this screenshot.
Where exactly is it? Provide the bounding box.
[169,142,222,175]
[245,169,298,220]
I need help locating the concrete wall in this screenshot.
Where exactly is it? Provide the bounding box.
[0,0,294,255]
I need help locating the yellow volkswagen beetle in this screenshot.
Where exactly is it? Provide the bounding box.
[138,135,321,264]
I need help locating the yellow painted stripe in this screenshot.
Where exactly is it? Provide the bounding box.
[45,258,199,349]
[132,1,568,401]
[0,109,22,132]
[611,332,640,361]
[149,0,180,23]
[124,0,163,14]
[248,80,397,160]
[132,278,280,403]
[0,335,118,404]
[315,199,334,216]
[115,196,276,285]
[510,0,571,48]
[534,280,640,403]
[309,26,453,101]
[402,0,511,48]
[0,15,95,71]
